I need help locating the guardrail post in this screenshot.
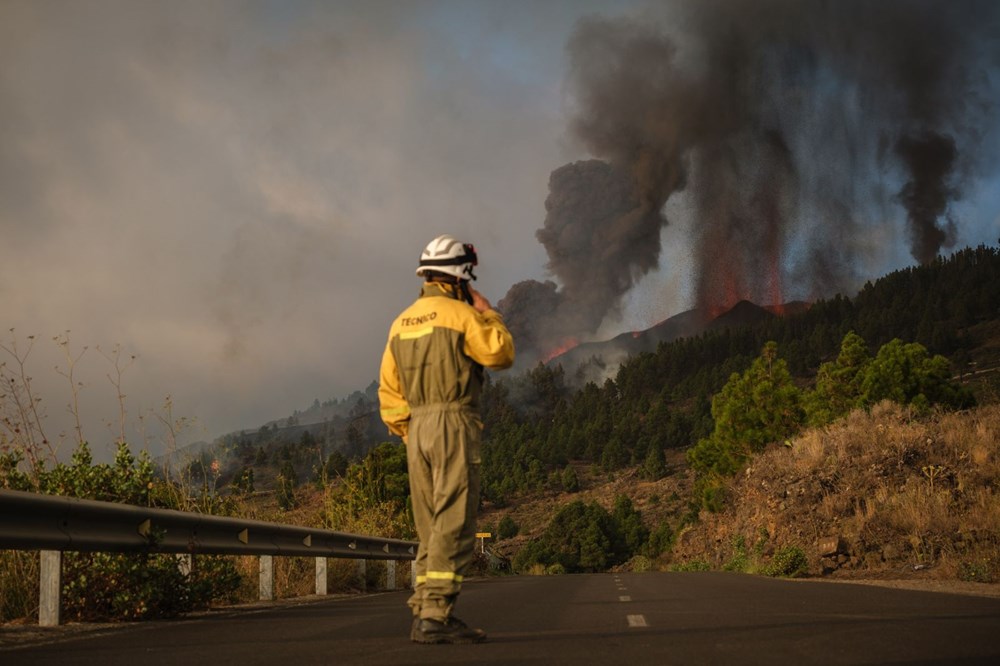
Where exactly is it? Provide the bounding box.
[39,550,62,627]
[315,557,327,595]
[357,559,366,591]
[386,560,396,591]
[259,555,274,601]
[176,553,192,577]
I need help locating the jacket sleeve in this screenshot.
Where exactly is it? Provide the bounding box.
[463,308,515,370]
[378,338,410,440]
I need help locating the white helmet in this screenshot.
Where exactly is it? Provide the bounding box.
[416,234,478,281]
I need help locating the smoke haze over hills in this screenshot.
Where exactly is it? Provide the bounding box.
[1,1,998,458]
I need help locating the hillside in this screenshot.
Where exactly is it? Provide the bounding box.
[476,401,1000,586]
[156,381,385,493]
[467,245,1000,583]
[546,299,811,386]
[671,402,1000,580]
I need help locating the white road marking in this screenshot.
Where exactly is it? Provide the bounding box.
[627,614,648,628]
[619,595,631,602]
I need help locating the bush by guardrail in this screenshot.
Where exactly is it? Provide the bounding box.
[0,489,418,626]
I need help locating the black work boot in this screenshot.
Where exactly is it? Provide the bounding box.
[413,616,487,644]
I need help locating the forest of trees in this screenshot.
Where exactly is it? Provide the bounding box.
[171,244,997,569]
[193,383,384,496]
[195,244,998,526]
[478,244,999,510]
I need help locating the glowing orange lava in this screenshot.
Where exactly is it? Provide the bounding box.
[541,337,579,363]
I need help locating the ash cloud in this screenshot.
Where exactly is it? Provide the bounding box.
[499,159,667,357]
[501,0,1000,361]
[895,132,959,264]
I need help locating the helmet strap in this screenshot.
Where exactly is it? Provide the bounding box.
[426,273,473,305]
[458,279,474,306]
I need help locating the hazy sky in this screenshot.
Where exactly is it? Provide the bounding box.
[2,0,998,461]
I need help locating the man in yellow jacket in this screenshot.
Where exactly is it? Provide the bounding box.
[379,234,515,644]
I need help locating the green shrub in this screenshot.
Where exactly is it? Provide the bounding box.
[958,558,997,584]
[612,495,649,556]
[0,441,246,622]
[762,545,808,577]
[692,475,729,513]
[186,555,243,607]
[561,465,580,493]
[63,552,187,621]
[512,499,637,573]
[512,539,548,574]
[642,446,667,480]
[644,523,674,558]
[724,535,749,572]
[670,560,710,572]
[628,555,653,572]
[497,514,519,540]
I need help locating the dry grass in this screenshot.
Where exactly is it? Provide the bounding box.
[671,402,1000,582]
[222,484,414,604]
[0,551,39,623]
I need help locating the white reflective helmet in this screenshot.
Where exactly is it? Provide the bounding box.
[416,234,478,281]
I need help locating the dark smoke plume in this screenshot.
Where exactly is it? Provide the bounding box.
[499,159,668,359]
[501,0,999,362]
[895,132,959,264]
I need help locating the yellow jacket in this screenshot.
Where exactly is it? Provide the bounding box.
[378,282,515,440]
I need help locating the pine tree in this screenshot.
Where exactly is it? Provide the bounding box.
[277,460,298,510]
[804,331,870,426]
[860,339,974,411]
[642,445,667,480]
[561,465,580,493]
[688,342,804,479]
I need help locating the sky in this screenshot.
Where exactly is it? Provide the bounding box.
[2,0,998,462]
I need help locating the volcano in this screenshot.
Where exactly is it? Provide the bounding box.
[545,300,811,383]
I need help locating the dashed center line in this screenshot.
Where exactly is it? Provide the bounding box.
[619,595,631,602]
[627,614,648,628]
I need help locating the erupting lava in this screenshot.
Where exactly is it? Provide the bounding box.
[497,1,995,367]
[541,338,579,364]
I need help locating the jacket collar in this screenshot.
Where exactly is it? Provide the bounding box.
[420,281,459,299]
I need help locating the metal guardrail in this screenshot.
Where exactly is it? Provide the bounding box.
[0,489,419,626]
[0,488,417,559]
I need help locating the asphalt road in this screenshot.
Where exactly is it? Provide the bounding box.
[3,572,999,665]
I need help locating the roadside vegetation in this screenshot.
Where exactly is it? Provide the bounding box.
[0,334,414,623]
[0,430,414,623]
[3,244,999,623]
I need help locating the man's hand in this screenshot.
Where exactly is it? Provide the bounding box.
[468,286,493,314]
